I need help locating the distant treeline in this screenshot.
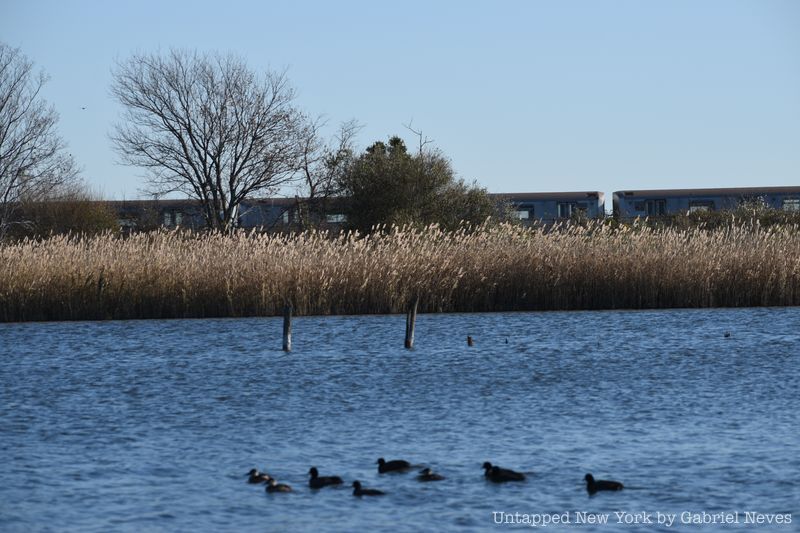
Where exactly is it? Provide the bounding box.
[1,221,799,322]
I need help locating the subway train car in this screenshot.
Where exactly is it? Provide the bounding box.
[112,197,300,231]
[494,191,605,224]
[110,199,207,231]
[613,186,800,219]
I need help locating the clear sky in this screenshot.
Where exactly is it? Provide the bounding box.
[2,0,798,203]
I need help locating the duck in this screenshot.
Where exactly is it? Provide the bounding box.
[352,480,385,496]
[265,478,292,493]
[377,457,411,473]
[417,467,445,481]
[246,468,272,484]
[482,462,526,482]
[308,467,343,489]
[584,473,623,494]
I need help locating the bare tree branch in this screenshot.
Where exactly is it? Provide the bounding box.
[110,49,306,232]
[403,119,434,154]
[0,42,79,238]
[293,118,360,230]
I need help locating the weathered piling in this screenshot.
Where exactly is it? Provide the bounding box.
[282,304,292,352]
[467,335,474,347]
[404,296,419,349]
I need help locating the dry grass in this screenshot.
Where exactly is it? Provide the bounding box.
[1,221,799,321]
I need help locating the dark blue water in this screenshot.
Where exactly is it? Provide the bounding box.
[1,308,798,532]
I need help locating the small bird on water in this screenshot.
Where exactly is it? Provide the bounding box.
[352,480,385,496]
[483,462,526,482]
[377,457,411,473]
[308,467,343,489]
[266,479,292,493]
[246,468,272,484]
[584,473,623,494]
[417,467,445,481]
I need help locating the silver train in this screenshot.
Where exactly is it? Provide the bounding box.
[499,186,800,223]
[111,186,800,230]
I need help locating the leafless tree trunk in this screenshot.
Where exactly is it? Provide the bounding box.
[0,42,79,238]
[111,49,307,232]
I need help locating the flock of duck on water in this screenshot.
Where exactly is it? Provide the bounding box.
[247,458,623,497]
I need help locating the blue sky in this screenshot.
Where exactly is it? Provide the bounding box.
[2,0,798,203]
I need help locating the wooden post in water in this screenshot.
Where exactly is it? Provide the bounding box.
[404,296,419,349]
[282,304,292,352]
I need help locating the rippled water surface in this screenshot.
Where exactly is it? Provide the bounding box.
[1,308,798,532]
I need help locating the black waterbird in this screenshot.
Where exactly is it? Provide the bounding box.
[266,479,292,493]
[482,462,526,482]
[246,468,272,484]
[308,467,343,489]
[584,473,623,494]
[352,480,385,496]
[417,467,445,481]
[377,457,411,473]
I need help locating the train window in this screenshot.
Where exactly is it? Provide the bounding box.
[558,202,587,218]
[783,198,800,212]
[163,212,172,226]
[515,210,530,220]
[688,201,714,213]
[633,201,646,211]
[326,214,346,223]
[647,200,667,217]
[645,199,666,216]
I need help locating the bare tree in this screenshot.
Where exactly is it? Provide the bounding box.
[111,49,307,232]
[293,118,360,230]
[403,119,434,154]
[0,42,79,238]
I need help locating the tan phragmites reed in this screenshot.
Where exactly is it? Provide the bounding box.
[1,221,799,321]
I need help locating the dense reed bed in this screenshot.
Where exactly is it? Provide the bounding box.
[1,221,799,321]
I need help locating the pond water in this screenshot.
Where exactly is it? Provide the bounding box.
[1,308,798,532]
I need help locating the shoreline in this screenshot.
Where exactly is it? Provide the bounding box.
[1,303,797,325]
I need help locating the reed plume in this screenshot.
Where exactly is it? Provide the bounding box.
[1,221,798,322]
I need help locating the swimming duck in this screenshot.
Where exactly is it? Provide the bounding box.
[377,457,411,473]
[482,462,526,482]
[265,479,292,493]
[584,473,623,494]
[246,468,272,484]
[308,467,343,489]
[417,467,445,481]
[352,480,385,496]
